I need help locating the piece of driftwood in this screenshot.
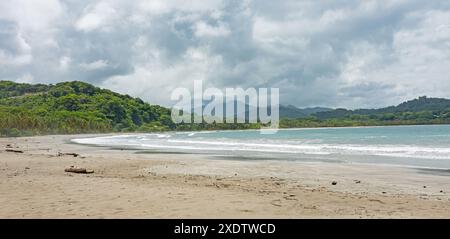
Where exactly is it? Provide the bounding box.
[64,166,94,174]
[58,152,80,157]
[5,149,24,153]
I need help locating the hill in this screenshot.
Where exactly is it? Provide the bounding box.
[279,105,332,118]
[279,96,450,128]
[189,100,331,119]
[0,81,174,136]
[314,96,450,120]
[0,81,261,136]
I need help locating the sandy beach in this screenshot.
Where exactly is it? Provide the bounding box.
[1,134,449,218]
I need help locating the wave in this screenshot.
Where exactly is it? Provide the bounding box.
[72,135,450,160]
[167,139,450,159]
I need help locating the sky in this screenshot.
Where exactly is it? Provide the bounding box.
[1,0,450,109]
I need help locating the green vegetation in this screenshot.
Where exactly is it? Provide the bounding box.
[0,81,260,136]
[280,96,450,128]
[1,80,450,137]
[0,81,175,136]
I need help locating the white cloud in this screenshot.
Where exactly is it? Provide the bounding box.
[194,21,230,38]
[80,60,109,70]
[102,46,223,105]
[0,0,63,31]
[0,0,63,69]
[75,1,120,32]
[0,50,32,66]
[16,73,34,83]
[137,0,224,14]
[59,56,71,70]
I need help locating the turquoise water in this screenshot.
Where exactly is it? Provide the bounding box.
[73,125,450,169]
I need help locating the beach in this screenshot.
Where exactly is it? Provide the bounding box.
[1,134,450,218]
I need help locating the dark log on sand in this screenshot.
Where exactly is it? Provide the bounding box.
[64,166,94,174]
[58,152,80,157]
[5,149,24,153]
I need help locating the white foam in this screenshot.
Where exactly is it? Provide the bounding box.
[72,135,450,160]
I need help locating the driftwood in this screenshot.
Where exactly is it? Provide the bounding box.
[58,152,80,157]
[5,149,24,153]
[64,166,94,174]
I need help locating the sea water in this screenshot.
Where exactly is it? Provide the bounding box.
[72,125,450,169]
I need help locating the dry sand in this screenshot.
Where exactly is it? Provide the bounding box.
[0,134,449,218]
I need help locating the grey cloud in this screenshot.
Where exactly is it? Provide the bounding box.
[1,0,450,109]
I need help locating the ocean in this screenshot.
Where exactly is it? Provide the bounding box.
[72,125,450,169]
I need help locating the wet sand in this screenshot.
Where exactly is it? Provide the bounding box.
[0,134,449,218]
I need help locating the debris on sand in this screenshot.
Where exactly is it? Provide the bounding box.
[64,166,94,174]
[5,149,24,153]
[58,152,80,157]
[331,181,337,185]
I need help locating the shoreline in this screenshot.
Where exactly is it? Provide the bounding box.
[4,122,450,139]
[1,134,450,218]
[73,141,450,171]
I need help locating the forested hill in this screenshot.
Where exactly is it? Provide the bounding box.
[0,80,261,136]
[314,96,450,120]
[279,96,450,128]
[0,81,175,136]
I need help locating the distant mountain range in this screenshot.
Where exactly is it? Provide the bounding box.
[191,101,332,119]
[279,105,332,118]
[1,80,450,136]
[313,96,450,119]
[201,96,450,120]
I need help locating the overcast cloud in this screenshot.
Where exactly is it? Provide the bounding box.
[1,0,450,108]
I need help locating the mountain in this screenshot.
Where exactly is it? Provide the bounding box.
[376,96,450,113]
[279,105,332,118]
[0,81,174,136]
[191,101,332,119]
[0,81,262,136]
[314,96,450,120]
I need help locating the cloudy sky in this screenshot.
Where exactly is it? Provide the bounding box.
[1,0,450,109]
